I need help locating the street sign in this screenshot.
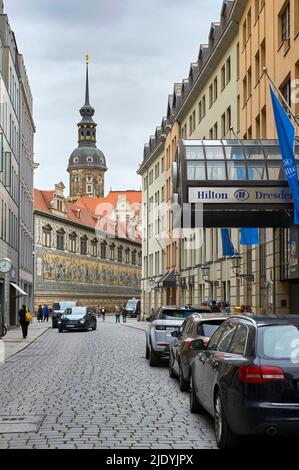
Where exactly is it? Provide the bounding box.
[189,187,293,204]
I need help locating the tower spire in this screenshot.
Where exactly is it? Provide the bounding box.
[85,53,90,106]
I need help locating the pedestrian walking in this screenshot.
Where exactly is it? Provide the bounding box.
[115,306,121,323]
[19,305,31,339]
[42,304,49,322]
[122,305,127,323]
[96,305,101,319]
[37,305,43,323]
[101,306,106,322]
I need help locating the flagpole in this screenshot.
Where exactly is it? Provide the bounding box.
[263,67,299,128]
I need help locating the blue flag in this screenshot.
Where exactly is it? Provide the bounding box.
[221,228,235,257]
[270,86,299,224]
[240,228,260,245]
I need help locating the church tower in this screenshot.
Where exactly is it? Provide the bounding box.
[67,55,107,201]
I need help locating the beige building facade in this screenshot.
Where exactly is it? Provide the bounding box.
[139,0,299,315]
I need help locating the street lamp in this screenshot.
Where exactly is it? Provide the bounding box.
[230,253,254,282]
[201,264,210,282]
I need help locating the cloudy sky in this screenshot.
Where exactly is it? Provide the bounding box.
[7,0,223,194]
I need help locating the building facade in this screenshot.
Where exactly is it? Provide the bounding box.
[139,1,246,315]
[239,0,299,313]
[0,2,34,327]
[34,184,142,311]
[139,0,299,315]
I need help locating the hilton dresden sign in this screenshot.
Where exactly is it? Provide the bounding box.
[189,187,293,204]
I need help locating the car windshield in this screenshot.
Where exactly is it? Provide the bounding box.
[162,309,193,319]
[126,301,137,309]
[64,307,86,316]
[258,324,299,359]
[201,322,223,337]
[53,303,61,310]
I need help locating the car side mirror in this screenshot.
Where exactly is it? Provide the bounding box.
[190,339,207,351]
[147,316,153,323]
[171,330,178,338]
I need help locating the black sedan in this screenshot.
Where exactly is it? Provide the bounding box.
[190,315,299,448]
[58,307,97,333]
[169,314,226,391]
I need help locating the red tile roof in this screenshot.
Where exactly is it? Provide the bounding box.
[34,189,142,243]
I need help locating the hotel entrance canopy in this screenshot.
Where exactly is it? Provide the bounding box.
[173,140,299,228]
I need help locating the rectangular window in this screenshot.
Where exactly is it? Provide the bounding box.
[255,0,260,22]
[226,107,232,133]
[226,57,231,84]
[281,77,291,108]
[248,67,252,98]
[236,42,240,81]
[57,232,65,251]
[247,9,252,39]
[221,65,226,91]
[281,3,290,43]
[255,50,260,85]
[80,238,87,255]
[213,122,218,140]
[295,0,299,35]
[221,113,226,138]
[213,77,218,102]
[243,20,247,48]
[202,95,206,117]
[243,76,247,106]
[209,84,213,108]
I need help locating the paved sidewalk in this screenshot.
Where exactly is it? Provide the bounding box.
[0,319,51,361]
[105,316,148,332]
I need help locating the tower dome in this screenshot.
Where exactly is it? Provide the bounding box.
[67,55,107,200]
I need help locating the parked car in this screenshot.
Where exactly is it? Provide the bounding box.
[169,314,227,391]
[146,306,209,367]
[189,315,299,449]
[52,301,77,328]
[58,307,97,333]
[125,299,141,318]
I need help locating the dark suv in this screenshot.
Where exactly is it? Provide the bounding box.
[190,315,299,448]
[58,307,97,333]
[169,314,226,391]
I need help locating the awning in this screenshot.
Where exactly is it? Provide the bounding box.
[159,271,177,289]
[10,283,28,296]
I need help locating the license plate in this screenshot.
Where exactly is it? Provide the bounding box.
[67,325,75,328]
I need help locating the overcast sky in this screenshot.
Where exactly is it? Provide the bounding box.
[6,0,223,195]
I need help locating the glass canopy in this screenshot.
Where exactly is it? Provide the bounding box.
[182,140,299,182]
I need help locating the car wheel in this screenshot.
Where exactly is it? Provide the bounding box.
[169,354,176,378]
[179,363,190,392]
[189,375,203,414]
[214,392,238,449]
[58,329,63,333]
[145,342,150,360]
[149,345,160,367]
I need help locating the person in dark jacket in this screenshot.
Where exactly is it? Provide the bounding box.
[19,305,29,339]
[37,305,43,323]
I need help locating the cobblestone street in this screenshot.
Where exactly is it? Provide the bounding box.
[0,319,216,449]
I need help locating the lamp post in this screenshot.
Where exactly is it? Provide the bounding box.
[200,264,210,282]
[230,253,254,282]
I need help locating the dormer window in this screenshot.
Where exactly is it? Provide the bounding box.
[87,157,93,163]
[73,157,79,163]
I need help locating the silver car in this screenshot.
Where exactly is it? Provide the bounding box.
[145,306,204,367]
